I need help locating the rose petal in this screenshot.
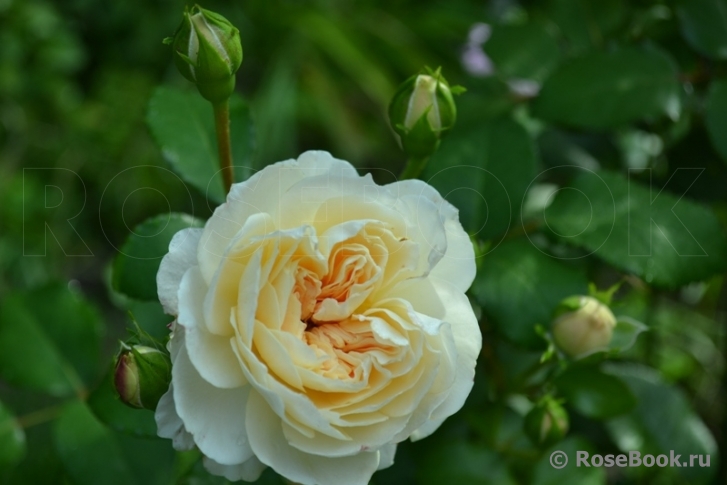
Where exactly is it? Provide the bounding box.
[388,179,476,292]
[157,228,203,315]
[177,266,246,388]
[154,383,195,451]
[203,455,266,482]
[246,391,380,485]
[173,345,253,466]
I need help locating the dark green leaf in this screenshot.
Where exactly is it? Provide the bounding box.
[54,401,175,485]
[112,213,203,301]
[705,79,727,162]
[424,118,537,241]
[0,400,25,470]
[484,23,560,82]
[532,48,680,130]
[676,0,727,60]
[0,285,102,396]
[417,441,516,485]
[54,401,138,485]
[544,171,727,287]
[531,437,605,485]
[147,86,255,202]
[605,364,718,483]
[87,368,158,438]
[547,0,627,53]
[472,239,588,348]
[555,366,636,419]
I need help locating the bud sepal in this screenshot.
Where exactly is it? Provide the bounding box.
[524,396,569,447]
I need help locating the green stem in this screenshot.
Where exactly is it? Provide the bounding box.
[399,156,429,180]
[213,100,234,194]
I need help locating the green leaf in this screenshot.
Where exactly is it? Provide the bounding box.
[546,0,627,53]
[532,48,680,130]
[531,437,606,485]
[87,368,159,438]
[604,364,718,483]
[112,213,203,301]
[0,400,25,470]
[0,285,102,396]
[424,118,537,241]
[705,79,727,162]
[147,86,255,202]
[472,239,588,348]
[555,366,636,419]
[484,23,560,82]
[676,0,727,60]
[544,171,727,287]
[54,401,175,485]
[609,317,648,353]
[417,441,517,485]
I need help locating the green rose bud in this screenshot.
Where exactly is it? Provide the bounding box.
[114,344,171,410]
[552,296,617,358]
[524,397,569,447]
[388,68,462,158]
[165,5,243,103]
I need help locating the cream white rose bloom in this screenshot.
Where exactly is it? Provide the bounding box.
[155,151,481,485]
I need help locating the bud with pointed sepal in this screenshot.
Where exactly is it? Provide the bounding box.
[114,344,171,410]
[551,295,617,359]
[388,67,463,159]
[165,5,243,103]
[524,397,569,447]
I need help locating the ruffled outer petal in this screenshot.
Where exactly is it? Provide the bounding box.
[157,228,203,315]
[246,391,381,485]
[173,342,254,466]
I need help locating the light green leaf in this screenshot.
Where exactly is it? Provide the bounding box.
[147,87,255,202]
[87,369,158,438]
[484,23,560,82]
[532,48,680,129]
[472,239,588,348]
[0,400,25,470]
[532,437,605,485]
[605,364,718,483]
[0,285,102,396]
[424,118,537,241]
[417,441,517,485]
[112,213,203,301]
[705,79,727,162]
[544,171,727,287]
[555,366,636,419]
[676,0,727,60]
[54,401,175,485]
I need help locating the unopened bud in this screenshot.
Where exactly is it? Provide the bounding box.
[114,344,171,410]
[524,397,569,447]
[552,296,617,358]
[388,69,461,158]
[165,5,243,103]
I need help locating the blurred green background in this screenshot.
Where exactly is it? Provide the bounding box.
[2,0,727,483]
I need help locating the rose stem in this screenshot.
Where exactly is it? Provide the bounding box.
[213,100,234,193]
[399,156,429,180]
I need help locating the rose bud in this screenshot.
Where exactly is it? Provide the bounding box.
[114,344,172,410]
[551,296,617,358]
[165,5,243,103]
[524,397,569,447]
[388,68,462,159]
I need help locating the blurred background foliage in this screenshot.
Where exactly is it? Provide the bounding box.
[2,0,727,483]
